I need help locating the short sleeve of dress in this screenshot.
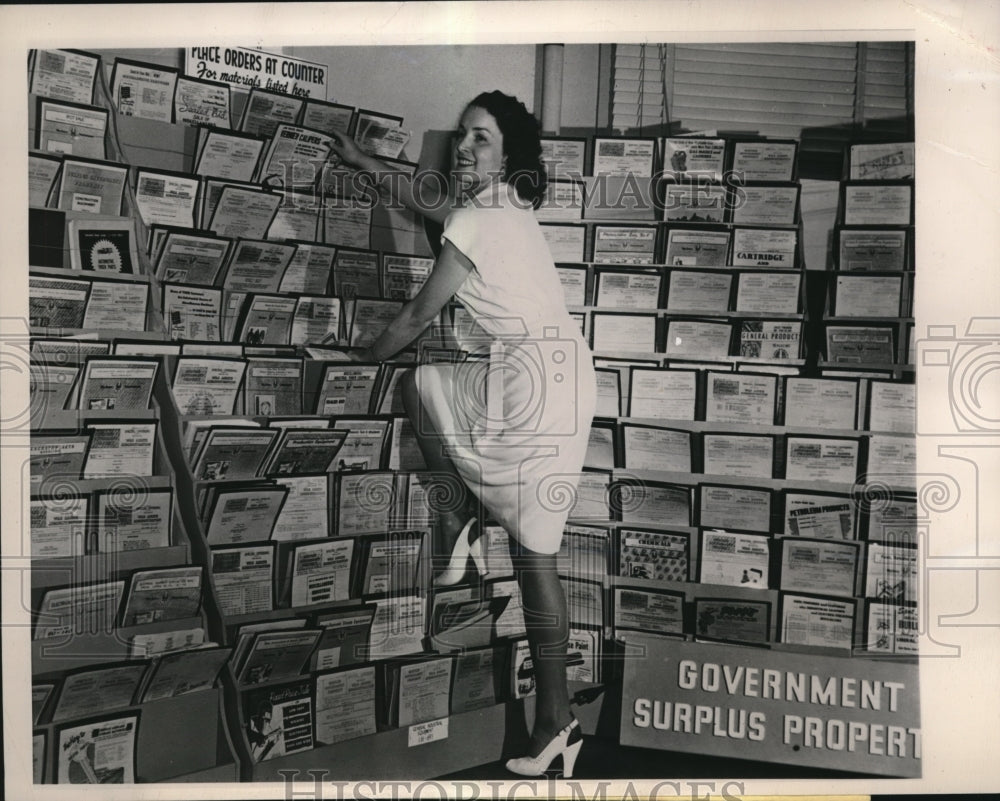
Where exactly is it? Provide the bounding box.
[440,207,480,264]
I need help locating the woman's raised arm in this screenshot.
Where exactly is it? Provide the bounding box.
[329,131,452,225]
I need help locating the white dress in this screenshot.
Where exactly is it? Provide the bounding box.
[415,181,597,554]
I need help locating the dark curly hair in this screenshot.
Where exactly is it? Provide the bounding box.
[465,90,547,208]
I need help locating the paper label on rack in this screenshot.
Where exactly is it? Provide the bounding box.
[315,646,341,672]
[408,718,448,747]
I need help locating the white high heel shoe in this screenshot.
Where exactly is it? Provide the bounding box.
[433,518,487,587]
[505,719,582,778]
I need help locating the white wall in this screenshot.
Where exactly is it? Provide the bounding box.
[96,45,605,164]
[287,45,538,170]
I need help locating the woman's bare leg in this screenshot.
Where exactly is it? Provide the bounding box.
[401,369,476,552]
[512,547,574,755]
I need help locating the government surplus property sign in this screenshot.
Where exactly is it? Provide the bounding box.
[620,634,920,777]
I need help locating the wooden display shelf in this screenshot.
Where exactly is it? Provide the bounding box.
[238,679,611,781]
[34,687,239,784]
[32,615,207,675]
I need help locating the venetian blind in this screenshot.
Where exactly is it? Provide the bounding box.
[611,44,669,132]
[612,42,912,135]
[858,41,914,135]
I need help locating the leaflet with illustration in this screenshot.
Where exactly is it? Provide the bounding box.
[68,218,138,273]
[172,357,246,415]
[82,421,156,479]
[163,284,223,340]
[204,484,288,546]
[240,679,313,762]
[30,495,88,559]
[191,427,280,481]
[705,371,776,425]
[56,714,137,784]
[121,565,202,626]
[592,226,658,266]
[134,168,199,228]
[237,294,298,346]
[235,629,322,686]
[618,527,690,583]
[31,48,100,104]
[29,434,92,486]
[699,529,770,587]
[96,487,172,553]
[152,228,229,284]
[174,75,232,128]
[592,137,656,177]
[110,58,177,122]
[263,428,347,476]
[78,357,156,411]
[240,356,302,415]
[36,98,107,159]
[663,228,729,267]
[239,87,305,138]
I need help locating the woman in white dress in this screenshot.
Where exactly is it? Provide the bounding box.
[330,91,596,777]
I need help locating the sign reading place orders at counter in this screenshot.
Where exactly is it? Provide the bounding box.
[185,47,327,98]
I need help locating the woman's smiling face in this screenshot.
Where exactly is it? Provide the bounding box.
[452,105,506,193]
